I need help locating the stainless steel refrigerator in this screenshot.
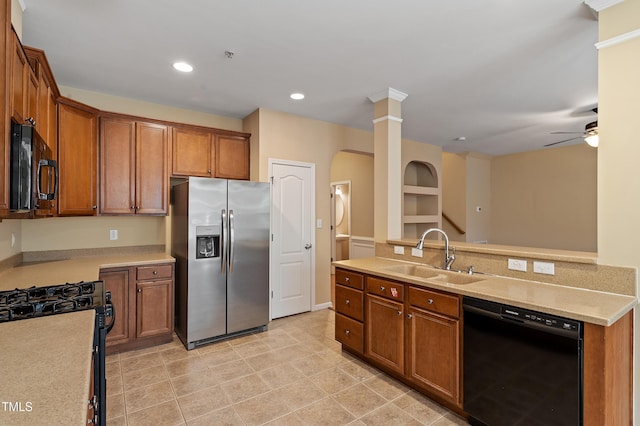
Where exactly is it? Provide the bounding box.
[171,177,270,350]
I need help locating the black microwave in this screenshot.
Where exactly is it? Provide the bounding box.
[10,122,58,212]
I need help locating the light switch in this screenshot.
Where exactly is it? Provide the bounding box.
[394,246,405,255]
[316,219,322,229]
[109,229,118,241]
[411,248,423,258]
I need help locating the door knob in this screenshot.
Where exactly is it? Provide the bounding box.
[304,244,312,250]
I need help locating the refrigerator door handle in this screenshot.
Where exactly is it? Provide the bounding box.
[229,209,235,272]
[221,209,227,273]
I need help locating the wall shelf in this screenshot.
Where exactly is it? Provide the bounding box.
[403,161,440,239]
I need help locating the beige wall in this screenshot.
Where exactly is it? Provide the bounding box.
[597,0,640,418]
[442,153,468,241]
[59,86,243,131]
[330,151,374,238]
[20,216,165,251]
[249,108,374,305]
[0,220,21,260]
[442,152,491,244]
[10,0,21,39]
[465,153,491,243]
[491,144,597,251]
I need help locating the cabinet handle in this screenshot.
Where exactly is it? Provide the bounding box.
[208,169,211,174]
[344,329,350,335]
[380,286,385,292]
[92,205,97,209]
[407,313,413,319]
[130,205,135,210]
[153,270,158,275]
[137,288,142,293]
[427,298,434,304]
[345,277,350,282]
[344,299,350,305]
[397,310,402,316]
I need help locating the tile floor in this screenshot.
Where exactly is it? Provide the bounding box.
[106,309,469,426]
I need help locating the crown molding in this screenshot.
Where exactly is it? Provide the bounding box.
[596,28,640,49]
[372,115,403,124]
[584,0,624,12]
[368,88,408,103]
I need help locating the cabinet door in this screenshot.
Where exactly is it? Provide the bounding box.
[100,268,132,347]
[100,116,135,214]
[26,67,38,125]
[136,279,173,339]
[215,133,249,180]
[37,73,57,155]
[57,99,99,215]
[408,306,460,404]
[10,31,27,123]
[171,126,213,177]
[366,294,404,374]
[136,122,168,214]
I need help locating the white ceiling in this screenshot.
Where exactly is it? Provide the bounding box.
[20,1,599,156]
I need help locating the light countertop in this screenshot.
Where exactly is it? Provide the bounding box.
[0,252,175,291]
[334,257,637,326]
[0,309,96,426]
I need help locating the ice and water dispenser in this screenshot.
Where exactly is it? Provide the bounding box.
[195,226,220,259]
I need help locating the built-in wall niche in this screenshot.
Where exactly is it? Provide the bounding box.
[403,161,441,239]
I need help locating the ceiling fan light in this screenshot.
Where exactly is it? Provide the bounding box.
[585,134,599,147]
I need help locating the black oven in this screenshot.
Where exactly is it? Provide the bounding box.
[0,281,113,425]
[463,296,583,426]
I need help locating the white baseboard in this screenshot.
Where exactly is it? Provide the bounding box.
[313,302,333,311]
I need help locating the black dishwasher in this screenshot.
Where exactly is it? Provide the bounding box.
[463,297,583,426]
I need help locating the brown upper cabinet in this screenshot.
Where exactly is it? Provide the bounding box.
[10,29,28,125]
[171,126,214,177]
[99,115,169,215]
[215,133,250,180]
[171,127,250,180]
[24,46,60,156]
[57,97,99,216]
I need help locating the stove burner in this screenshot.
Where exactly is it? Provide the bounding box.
[0,282,101,322]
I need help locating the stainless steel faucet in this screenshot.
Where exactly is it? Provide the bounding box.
[416,228,456,270]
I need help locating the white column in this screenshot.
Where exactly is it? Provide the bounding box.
[368,88,408,242]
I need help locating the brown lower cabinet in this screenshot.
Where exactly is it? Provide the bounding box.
[101,262,174,353]
[335,268,634,422]
[336,269,462,408]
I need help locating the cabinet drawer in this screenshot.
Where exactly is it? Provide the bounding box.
[335,284,363,321]
[366,276,404,302]
[409,286,459,319]
[335,313,363,353]
[335,269,364,290]
[136,264,173,281]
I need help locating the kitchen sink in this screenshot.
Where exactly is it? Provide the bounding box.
[430,271,484,285]
[380,264,440,279]
[381,263,485,285]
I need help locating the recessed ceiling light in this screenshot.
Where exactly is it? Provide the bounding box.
[173,62,193,72]
[290,93,305,100]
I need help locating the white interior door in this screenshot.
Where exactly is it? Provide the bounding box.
[270,160,314,319]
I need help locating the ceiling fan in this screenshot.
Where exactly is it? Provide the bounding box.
[545,108,599,148]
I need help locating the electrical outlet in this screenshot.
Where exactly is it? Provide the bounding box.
[109,229,118,241]
[411,248,423,258]
[394,246,405,255]
[508,258,527,272]
[533,261,555,275]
